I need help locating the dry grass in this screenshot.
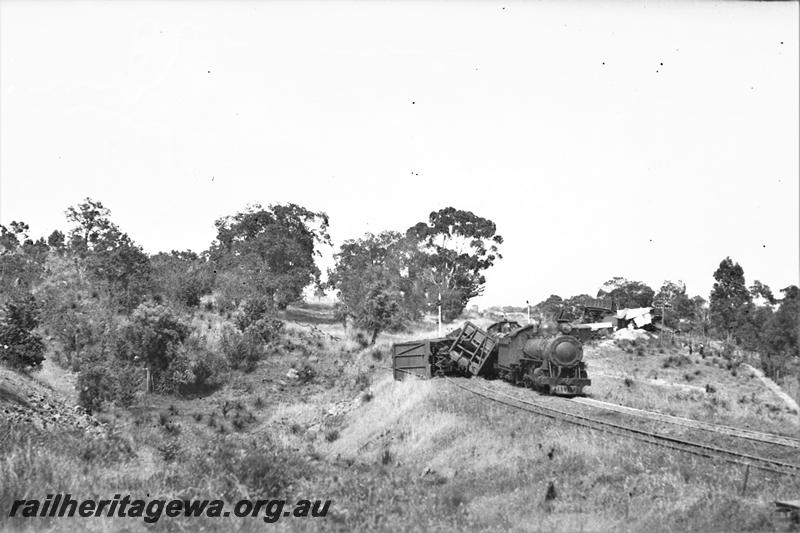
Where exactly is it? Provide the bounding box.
[586,339,800,437]
[3,303,800,532]
[317,374,800,532]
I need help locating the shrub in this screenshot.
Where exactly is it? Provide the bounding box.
[663,354,692,368]
[163,420,181,435]
[150,252,214,309]
[116,303,189,374]
[353,370,370,391]
[368,346,385,361]
[246,318,284,344]
[354,332,370,348]
[295,362,316,383]
[174,270,213,308]
[79,433,134,464]
[153,349,193,393]
[220,325,263,372]
[190,346,229,390]
[234,297,272,331]
[158,441,182,462]
[76,354,141,412]
[233,447,305,498]
[156,338,229,395]
[0,292,45,370]
[77,364,119,413]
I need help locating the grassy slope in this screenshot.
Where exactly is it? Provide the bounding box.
[2,306,799,532]
[325,374,800,532]
[585,337,800,437]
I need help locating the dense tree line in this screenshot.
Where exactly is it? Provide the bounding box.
[0,199,506,408]
[0,198,332,411]
[0,198,796,405]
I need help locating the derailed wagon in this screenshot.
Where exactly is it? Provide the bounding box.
[392,319,590,396]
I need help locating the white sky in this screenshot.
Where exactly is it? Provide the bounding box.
[1,0,798,307]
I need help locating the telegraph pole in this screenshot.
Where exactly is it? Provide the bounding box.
[437,292,442,337]
[526,300,531,324]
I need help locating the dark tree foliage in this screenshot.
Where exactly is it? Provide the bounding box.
[358,284,404,344]
[709,257,751,340]
[77,364,120,413]
[533,295,565,320]
[209,203,330,310]
[0,222,49,292]
[47,230,65,251]
[219,325,265,372]
[34,254,109,370]
[89,227,152,312]
[759,286,799,380]
[233,297,273,331]
[328,232,407,343]
[65,198,153,312]
[406,207,503,321]
[21,238,50,264]
[0,224,22,252]
[736,304,774,352]
[597,277,654,309]
[653,280,705,331]
[151,250,214,308]
[690,295,709,335]
[749,280,777,305]
[65,198,114,256]
[0,292,45,370]
[116,303,189,373]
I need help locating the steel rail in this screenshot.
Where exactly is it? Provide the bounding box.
[442,376,800,477]
[571,396,800,449]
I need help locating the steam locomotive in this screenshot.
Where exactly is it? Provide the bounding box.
[392,319,590,396]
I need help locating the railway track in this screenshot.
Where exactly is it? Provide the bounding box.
[571,396,800,450]
[443,376,800,477]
